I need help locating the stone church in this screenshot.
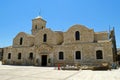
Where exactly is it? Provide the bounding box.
[2,16,117,67]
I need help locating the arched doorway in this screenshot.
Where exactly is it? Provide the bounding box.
[37,44,53,66]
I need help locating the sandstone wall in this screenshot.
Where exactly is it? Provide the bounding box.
[63,25,94,44]
[94,32,108,41]
[13,32,34,47]
[3,47,35,65]
[53,41,113,66]
[35,29,63,46]
[3,21,114,67]
[32,17,46,35]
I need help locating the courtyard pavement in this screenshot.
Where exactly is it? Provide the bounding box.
[0,62,120,80]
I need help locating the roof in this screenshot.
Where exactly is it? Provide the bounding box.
[26,33,34,37]
[95,31,108,34]
[35,16,42,19]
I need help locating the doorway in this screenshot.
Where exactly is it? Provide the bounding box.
[41,55,47,66]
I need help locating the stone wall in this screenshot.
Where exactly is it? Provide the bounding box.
[63,25,94,44]
[32,17,46,35]
[2,17,115,67]
[35,28,63,46]
[13,32,34,47]
[54,41,113,66]
[94,32,108,41]
[3,47,35,65]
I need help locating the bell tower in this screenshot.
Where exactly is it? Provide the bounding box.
[31,16,47,35]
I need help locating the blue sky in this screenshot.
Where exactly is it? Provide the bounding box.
[0,0,120,48]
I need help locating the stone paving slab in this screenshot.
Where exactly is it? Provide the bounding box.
[0,63,120,80]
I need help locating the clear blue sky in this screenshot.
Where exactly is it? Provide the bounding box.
[0,0,120,48]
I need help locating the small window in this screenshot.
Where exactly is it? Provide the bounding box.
[8,53,11,59]
[35,25,37,29]
[59,52,64,60]
[20,37,23,45]
[43,34,47,42]
[42,26,44,29]
[118,55,120,61]
[75,51,81,59]
[96,50,103,59]
[75,31,80,40]
[29,53,33,60]
[18,53,21,59]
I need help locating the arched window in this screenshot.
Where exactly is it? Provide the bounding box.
[18,53,21,59]
[42,26,44,29]
[43,34,47,42]
[75,31,80,40]
[35,25,37,29]
[20,37,23,45]
[75,51,81,59]
[29,52,33,60]
[96,50,103,59]
[8,53,11,59]
[59,52,64,60]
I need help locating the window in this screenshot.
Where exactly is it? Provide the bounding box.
[20,37,23,45]
[75,31,80,40]
[43,34,47,42]
[35,25,37,29]
[118,55,120,61]
[96,50,103,59]
[42,26,44,29]
[29,53,33,60]
[75,51,81,59]
[8,53,11,59]
[59,52,64,60]
[18,53,21,59]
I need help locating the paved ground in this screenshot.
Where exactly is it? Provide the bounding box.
[0,62,120,80]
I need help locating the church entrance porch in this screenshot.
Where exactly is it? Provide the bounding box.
[41,55,47,66]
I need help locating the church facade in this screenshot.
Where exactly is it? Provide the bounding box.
[2,16,116,67]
